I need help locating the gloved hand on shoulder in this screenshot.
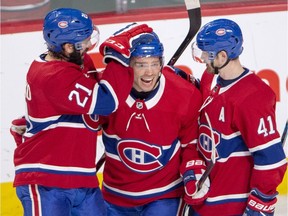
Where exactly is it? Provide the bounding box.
[180,159,210,205]
[99,23,153,67]
[165,65,200,89]
[243,188,278,216]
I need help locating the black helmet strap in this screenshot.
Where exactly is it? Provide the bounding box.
[211,58,230,75]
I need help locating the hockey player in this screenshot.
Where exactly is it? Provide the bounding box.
[98,25,209,216]
[11,8,153,216]
[189,18,287,215]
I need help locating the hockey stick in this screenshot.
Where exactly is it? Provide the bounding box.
[96,153,106,172]
[96,0,202,174]
[196,119,288,190]
[197,112,216,190]
[167,0,201,66]
[183,112,214,216]
[281,120,288,146]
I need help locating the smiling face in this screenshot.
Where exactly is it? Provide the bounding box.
[130,56,162,92]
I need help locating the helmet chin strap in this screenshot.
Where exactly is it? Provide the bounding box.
[151,59,163,90]
[149,70,161,91]
[211,58,230,74]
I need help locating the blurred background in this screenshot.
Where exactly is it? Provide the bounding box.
[1,0,284,23]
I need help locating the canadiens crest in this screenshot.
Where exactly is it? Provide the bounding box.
[198,124,220,160]
[58,21,68,28]
[117,140,164,173]
[82,114,100,131]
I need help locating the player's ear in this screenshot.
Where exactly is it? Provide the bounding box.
[218,50,228,63]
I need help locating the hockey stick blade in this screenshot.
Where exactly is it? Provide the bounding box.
[168,0,201,66]
[281,120,288,146]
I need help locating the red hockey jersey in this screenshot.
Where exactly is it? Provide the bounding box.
[195,69,287,215]
[13,54,133,189]
[100,66,203,207]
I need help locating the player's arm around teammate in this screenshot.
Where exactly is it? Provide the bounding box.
[11,8,152,216]
[96,23,210,216]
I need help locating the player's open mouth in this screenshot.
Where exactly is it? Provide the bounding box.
[141,78,153,84]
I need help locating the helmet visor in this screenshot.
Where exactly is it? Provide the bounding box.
[191,42,216,64]
[88,25,100,51]
[75,25,100,52]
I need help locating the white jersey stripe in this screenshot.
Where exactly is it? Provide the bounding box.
[103,178,183,197]
[15,163,96,173]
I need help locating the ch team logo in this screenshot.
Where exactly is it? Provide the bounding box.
[198,124,220,160]
[117,140,164,173]
[216,28,226,36]
[82,114,100,131]
[58,21,68,28]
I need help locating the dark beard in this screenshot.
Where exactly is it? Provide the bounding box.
[67,49,83,65]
